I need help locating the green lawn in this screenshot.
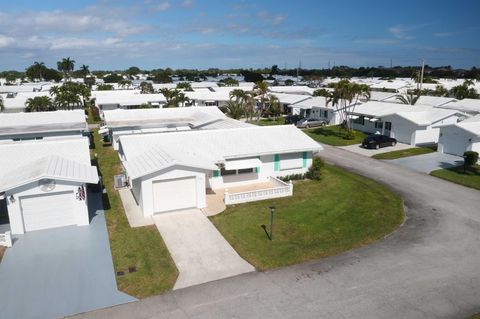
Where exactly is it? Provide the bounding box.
[91,131,178,298]
[304,125,367,146]
[372,146,436,160]
[430,165,480,190]
[0,246,5,263]
[256,117,286,126]
[210,164,404,270]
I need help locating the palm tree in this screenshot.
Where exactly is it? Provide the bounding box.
[175,92,190,107]
[139,81,154,94]
[176,82,193,91]
[254,81,269,121]
[80,64,90,77]
[225,100,244,119]
[432,85,449,97]
[313,88,330,97]
[396,92,419,105]
[266,95,282,120]
[243,92,256,122]
[57,57,76,81]
[229,89,248,103]
[118,79,133,89]
[25,96,55,112]
[33,61,45,80]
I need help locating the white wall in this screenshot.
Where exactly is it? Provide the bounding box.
[208,152,312,190]
[138,166,206,216]
[5,180,89,234]
[438,125,475,156]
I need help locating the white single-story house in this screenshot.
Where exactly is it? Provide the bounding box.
[117,125,321,216]
[1,91,54,113]
[289,96,351,124]
[437,116,480,158]
[184,91,232,107]
[269,86,316,96]
[92,90,167,111]
[0,110,88,142]
[102,106,252,150]
[350,101,465,145]
[268,93,310,113]
[0,137,99,234]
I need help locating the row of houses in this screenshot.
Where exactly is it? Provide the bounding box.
[0,106,322,236]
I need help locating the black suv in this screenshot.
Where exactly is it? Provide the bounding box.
[362,134,397,149]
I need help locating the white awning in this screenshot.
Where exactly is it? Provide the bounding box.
[350,115,359,119]
[290,104,312,110]
[225,157,262,170]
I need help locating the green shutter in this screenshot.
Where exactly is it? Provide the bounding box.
[274,154,280,171]
[213,170,219,177]
[303,152,308,168]
[256,156,261,173]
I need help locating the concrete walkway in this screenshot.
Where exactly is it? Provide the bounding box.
[339,142,414,157]
[153,209,254,290]
[389,152,464,173]
[71,144,480,319]
[118,188,154,227]
[0,192,135,319]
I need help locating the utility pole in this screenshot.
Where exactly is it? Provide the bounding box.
[390,58,392,68]
[419,59,425,92]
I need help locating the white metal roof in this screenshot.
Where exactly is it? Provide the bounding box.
[120,125,322,179]
[290,96,329,110]
[386,108,460,126]
[438,99,480,114]
[436,116,480,137]
[103,106,247,130]
[0,137,98,191]
[2,91,53,110]
[350,101,434,117]
[94,91,166,106]
[269,93,310,105]
[416,96,457,107]
[0,110,87,136]
[269,86,315,95]
[368,91,398,102]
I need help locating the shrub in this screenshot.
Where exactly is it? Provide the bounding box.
[306,157,324,180]
[343,130,356,140]
[279,173,305,182]
[464,151,479,167]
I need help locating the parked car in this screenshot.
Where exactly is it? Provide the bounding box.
[362,134,397,149]
[285,115,303,125]
[296,118,327,128]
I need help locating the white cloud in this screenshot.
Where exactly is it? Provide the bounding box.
[0,35,14,48]
[152,1,171,11]
[388,24,414,40]
[181,0,194,8]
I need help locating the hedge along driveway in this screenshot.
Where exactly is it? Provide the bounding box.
[210,164,404,270]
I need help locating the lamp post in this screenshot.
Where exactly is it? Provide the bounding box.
[269,206,276,241]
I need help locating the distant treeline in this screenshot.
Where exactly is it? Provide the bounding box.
[1,64,479,83]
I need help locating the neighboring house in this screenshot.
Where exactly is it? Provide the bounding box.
[365,91,398,103]
[270,93,310,114]
[102,106,252,150]
[437,98,480,115]
[184,90,231,107]
[437,116,480,158]
[0,110,89,142]
[1,91,54,113]
[92,90,167,111]
[415,96,457,107]
[117,125,322,216]
[350,101,465,145]
[0,137,99,234]
[269,86,316,95]
[289,96,345,124]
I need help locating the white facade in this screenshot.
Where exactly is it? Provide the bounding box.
[437,120,480,157]
[4,181,89,234]
[131,152,313,216]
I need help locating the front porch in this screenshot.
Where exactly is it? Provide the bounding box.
[202,177,293,216]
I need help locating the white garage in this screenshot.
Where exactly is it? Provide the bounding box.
[437,119,480,157]
[20,191,76,232]
[153,177,197,213]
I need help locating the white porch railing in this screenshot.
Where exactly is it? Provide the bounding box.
[224,177,293,205]
[0,231,12,248]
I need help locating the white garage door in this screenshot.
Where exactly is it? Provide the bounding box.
[153,177,197,213]
[443,132,471,156]
[21,191,75,232]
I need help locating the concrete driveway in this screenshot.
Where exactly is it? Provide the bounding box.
[0,192,135,319]
[153,209,254,290]
[339,142,414,157]
[389,152,464,173]
[71,144,480,319]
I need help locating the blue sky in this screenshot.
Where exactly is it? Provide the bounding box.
[0,0,479,70]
